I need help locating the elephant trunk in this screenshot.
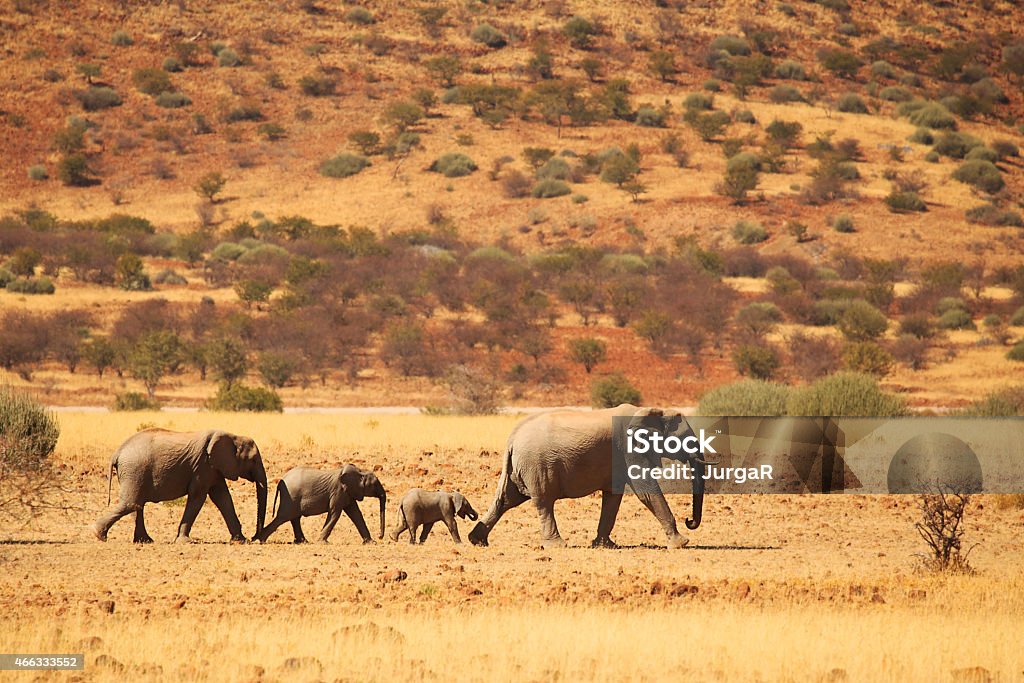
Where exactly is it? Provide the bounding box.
[375,482,386,540]
[253,456,268,539]
[685,460,705,530]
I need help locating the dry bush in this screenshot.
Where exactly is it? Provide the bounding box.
[915,486,976,574]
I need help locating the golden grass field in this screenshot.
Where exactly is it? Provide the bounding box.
[2,412,1023,682]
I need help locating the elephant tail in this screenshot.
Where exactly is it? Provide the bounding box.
[106,454,118,507]
[272,480,284,516]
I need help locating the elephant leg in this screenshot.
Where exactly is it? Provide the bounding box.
[208,479,246,543]
[468,477,530,547]
[92,501,137,541]
[418,522,435,544]
[592,491,623,548]
[174,490,207,543]
[319,509,342,543]
[343,503,373,544]
[533,498,565,548]
[133,506,154,544]
[442,515,462,544]
[634,488,687,549]
[389,514,408,542]
[254,512,287,543]
[291,518,307,544]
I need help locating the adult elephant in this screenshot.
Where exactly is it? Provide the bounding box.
[468,405,711,549]
[92,429,268,544]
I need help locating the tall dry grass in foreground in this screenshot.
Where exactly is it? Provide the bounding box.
[2,597,1022,682]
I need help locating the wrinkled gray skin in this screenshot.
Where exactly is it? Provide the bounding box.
[92,429,267,544]
[468,405,709,549]
[389,489,479,545]
[254,465,386,544]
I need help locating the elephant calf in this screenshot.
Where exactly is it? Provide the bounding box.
[254,465,386,544]
[389,489,478,544]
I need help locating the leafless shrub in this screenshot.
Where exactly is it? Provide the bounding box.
[916,485,976,574]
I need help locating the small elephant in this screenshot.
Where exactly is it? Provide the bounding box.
[389,489,478,544]
[254,465,386,544]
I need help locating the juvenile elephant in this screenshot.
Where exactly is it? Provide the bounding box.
[389,489,478,544]
[254,465,386,544]
[92,429,267,544]
[468,404,711,549]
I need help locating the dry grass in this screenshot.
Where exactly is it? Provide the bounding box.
[2,413,1024,681]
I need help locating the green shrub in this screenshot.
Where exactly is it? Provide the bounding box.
[831,214,855,232]
[27,165,47,181]
[225,104,262,122]
[842,342,893,376]
[536,157,571,181]
[817,48,863,78]
[162,56,183,72]
[1007,342,1024,362]
[564,16,598,49]
[217,48,241,67]
[733,344,781,380]
[838,299,888,341]
[6,277,55,295]
[531,179,571,198]
[155,91,190,108]
[153,269,188,285]
[957,386,1024,417]
[880,86,913,102]
[774,60,807,80]
[924,150,940,163]
[111,30,133,46]
[320,153,370,178]
[836,92,868,113]
[257,123,286,141]
[964,146,998,163]
[787,372,906,416]
[430,152,477,178]
[908,127,933,144]
[710,35,750,56]
[952,160,1004,194]
[991,139,1019,159]
[965,203,1023,227]
[0,268,14,288]
[932,131,982,158]
[703,79,721,91]
[726,152,761,174]
[113,392,160,411]
[937,308,975,330]
[590,372,642,408]
[885,191,926,212]
[0,385,60,472]
[769,85,804,103]
[345,7,375,24]
[732,220,767,244]
[75,86,121,111]
[132,67,172,96]
[298,74,337,97]
[211,242,247,261]
[901,101,956,129]
[697,379,790,416]
[471,23,506,48]
[684,92,713,111]
[257,353,297,388]
[634,106,666,127]
[870,60,896,79]
[207,383,283,412]
[734,109,756,124]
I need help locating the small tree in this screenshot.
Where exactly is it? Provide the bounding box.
[384,101,424,132]
[193,171,226,203]
[568,337,606,373]
[234,279,274,309]
[0,385,61,520]
[206,337,248,387]
[717,165,759,204]
[649,50,678,82]
[916,485,975,573]
[128,331,184,397]
[84,337,117,378]
[425,55,462,86]
[115,253,151,291]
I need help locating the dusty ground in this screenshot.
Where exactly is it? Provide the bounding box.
[1,413,1022,681]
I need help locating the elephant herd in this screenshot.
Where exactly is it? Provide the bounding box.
[92,405,710,549]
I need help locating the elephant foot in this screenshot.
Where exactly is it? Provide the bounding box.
[361,538,375,545]
[90,523,108,542]
[591,536,619,549]
[468,523,489,547]
[541,536,567,549]
[667,533,689,549]
[174,535,196,544]
[132,535,154,544]
[292,538,307,545]
[229,535,248,545]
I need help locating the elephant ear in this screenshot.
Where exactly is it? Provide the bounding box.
[207,431,241,480]
[628,406,664,431]
[452,492,467,515]
[339,465,365,501]
[663,409,685,434]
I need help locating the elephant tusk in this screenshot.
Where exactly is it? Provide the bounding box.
[692,458,718,467]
